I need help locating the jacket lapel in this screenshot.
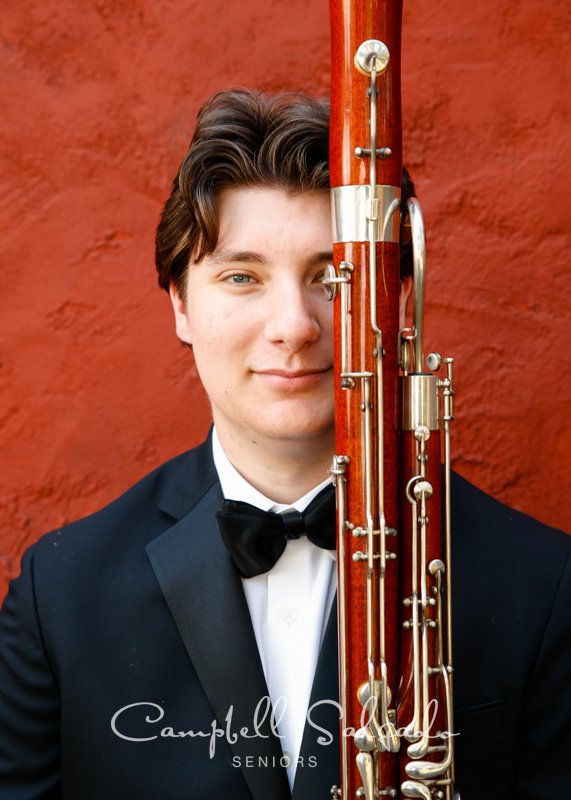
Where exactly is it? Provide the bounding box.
[146,479,290,800]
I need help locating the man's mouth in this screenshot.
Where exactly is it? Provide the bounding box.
[255,367,333,389]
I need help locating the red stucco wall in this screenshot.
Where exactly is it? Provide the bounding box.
[1,0,570,598]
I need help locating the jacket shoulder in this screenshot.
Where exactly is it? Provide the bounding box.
[451,470,570,698]
[23,437,218,573]
[450,469,570,660]
[451,470,570,563]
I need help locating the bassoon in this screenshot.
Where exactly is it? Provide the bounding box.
[324,2,459,798]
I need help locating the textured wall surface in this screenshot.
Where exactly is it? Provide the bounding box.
[1,0,569,598]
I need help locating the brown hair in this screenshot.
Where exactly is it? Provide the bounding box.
[155,89,415,294]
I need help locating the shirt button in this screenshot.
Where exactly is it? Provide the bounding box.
[282,751,293,768]
[280,608,297,625]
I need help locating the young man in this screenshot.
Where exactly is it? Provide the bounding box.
[0,91,569,800]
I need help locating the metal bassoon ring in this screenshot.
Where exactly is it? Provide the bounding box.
[354,39,390,76]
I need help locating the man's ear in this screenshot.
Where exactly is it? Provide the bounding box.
[168,282,193,346]
[399,276,413,329]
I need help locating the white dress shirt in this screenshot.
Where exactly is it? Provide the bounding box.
[212,429,336,790]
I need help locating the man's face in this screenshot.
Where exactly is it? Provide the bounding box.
[170,187,335,456]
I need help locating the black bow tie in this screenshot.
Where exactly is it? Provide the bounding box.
[216,485,336,578]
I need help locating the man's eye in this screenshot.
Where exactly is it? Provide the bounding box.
[228,274,253,284]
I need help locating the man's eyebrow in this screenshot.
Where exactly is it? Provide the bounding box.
[307,251,334,266]
[209,249,334,266]
[209,250,265,265]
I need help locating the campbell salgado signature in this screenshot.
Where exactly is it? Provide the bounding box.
[111,696,456,759]
[307,697,458,745]
[111,697,283,758]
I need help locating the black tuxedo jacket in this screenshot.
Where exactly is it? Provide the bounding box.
[0,437,570,799]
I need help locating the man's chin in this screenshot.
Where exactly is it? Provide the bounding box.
[257,418,335,448]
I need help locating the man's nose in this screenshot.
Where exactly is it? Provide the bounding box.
[264,284,321,352]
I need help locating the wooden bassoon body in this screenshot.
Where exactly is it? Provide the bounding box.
[325,2,459,798]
